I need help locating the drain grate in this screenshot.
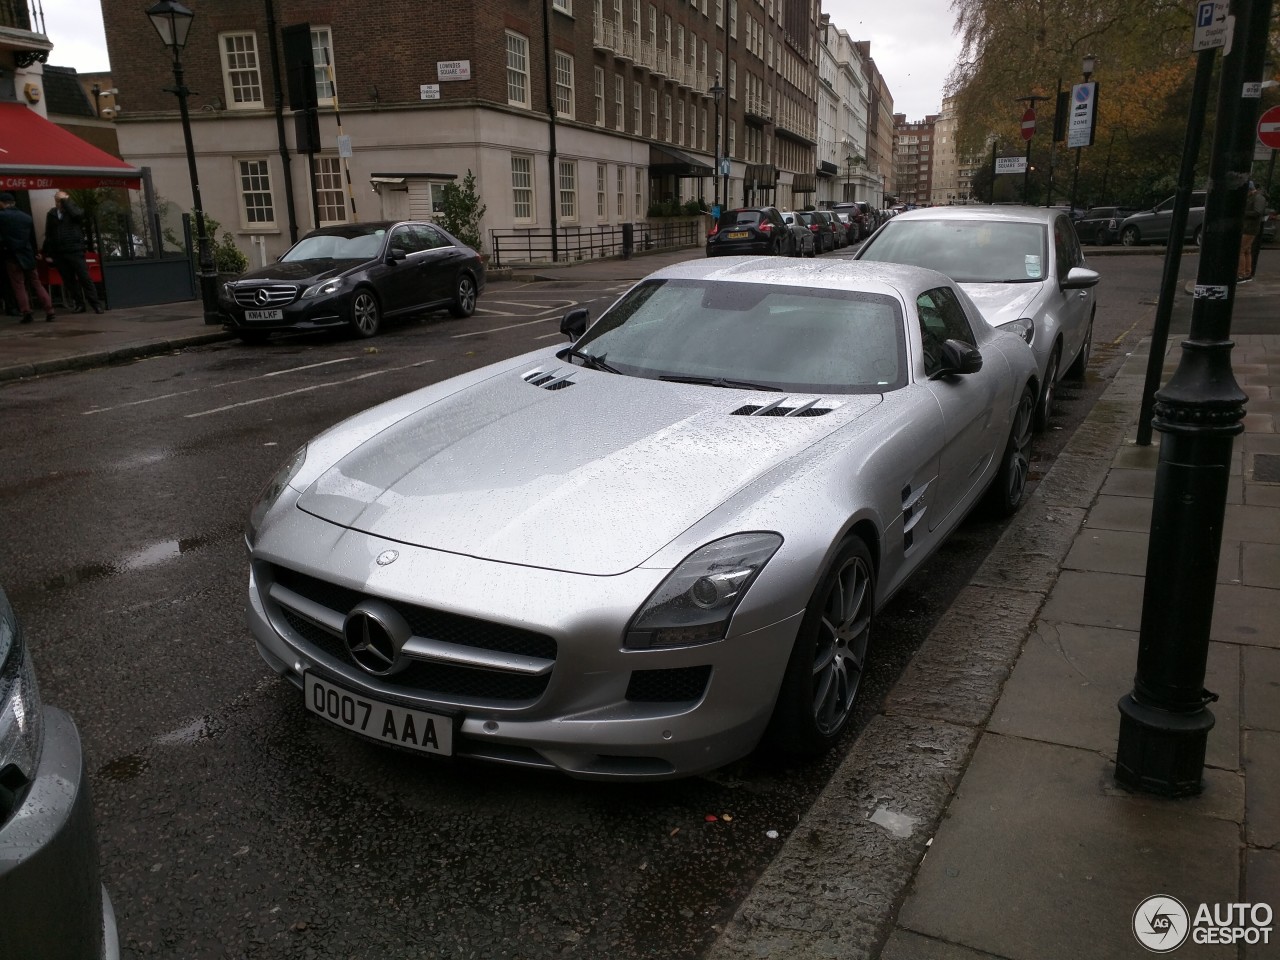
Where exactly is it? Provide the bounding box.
[1254,454,1280,483]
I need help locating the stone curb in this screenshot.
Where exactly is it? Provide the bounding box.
[0,330,235,383]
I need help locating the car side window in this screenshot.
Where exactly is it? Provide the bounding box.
[388,225,421,255]
[414,224,447,250]
[1054,217,1073,282]
[917,289,953,377]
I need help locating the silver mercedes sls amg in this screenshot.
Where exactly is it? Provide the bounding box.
[245,257,1039,780]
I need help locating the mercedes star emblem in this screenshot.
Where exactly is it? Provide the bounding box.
[376,550,399,566]
[255,288,271,305]
[342,601,411,676]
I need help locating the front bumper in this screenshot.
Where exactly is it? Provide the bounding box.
[0,707,118,960]
[247,515,804,781]
[219,290,355,333]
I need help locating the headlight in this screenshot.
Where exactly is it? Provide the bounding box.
[0,592,44,819]
[245,444,308,548]
[221,282,235,302]
[625,533,783,649]
[300,278,346,299]
[998,317,1035,345]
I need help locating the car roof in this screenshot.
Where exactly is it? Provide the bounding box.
[639,255,956,299]
[886,204,1062,226]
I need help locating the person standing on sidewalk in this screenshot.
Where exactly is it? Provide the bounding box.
[1239,181,1266,283]
[0,192,55,324]
[42,190,102,313]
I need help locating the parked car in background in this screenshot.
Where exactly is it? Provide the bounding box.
[831,201,870,241]
[244,257,1038,780]
[219,220,485,344]
[796,210,836,253]
[0,586,118,960]
[812,210,843,250]
[778,210,817,256]
[830,212,854,247]
[706,206,794,257]
[1118,192,1208,247]
[855,204,1099,432]
[1074,206,1138,246]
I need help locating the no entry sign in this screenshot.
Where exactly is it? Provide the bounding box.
[1258,105,1280,150]
[1021,108,1036,141]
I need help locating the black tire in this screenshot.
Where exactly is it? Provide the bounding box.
[1034,343,1061,432]
[1192,226,1203,247]
[449,273,478,318]
[1121,226,1140,247]
[764,535,875,758]
[237,330,270,345]
[1066,315,1093,380]
[348,287,381,339]
[983,384,1035,518]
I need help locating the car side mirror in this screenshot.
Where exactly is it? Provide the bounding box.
[933,339,983,378]
[560,307,590,342]
[386,247,408,263]
[1062,266,1101,290]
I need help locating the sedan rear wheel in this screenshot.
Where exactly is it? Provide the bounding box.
[1121,226,1140,246]
[348,288,381,339]
[765,536,874,758]
[449,273,477,318]
[984,384,1035,518]
[1034,343,1061,432]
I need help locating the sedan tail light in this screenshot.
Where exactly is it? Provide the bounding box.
[708,223,720,237]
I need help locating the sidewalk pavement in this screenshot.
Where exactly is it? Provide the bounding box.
[2,243,1275,959]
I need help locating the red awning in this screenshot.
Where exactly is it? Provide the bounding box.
[0,102,142,191]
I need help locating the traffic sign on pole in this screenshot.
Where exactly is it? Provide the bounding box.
[1258,104,1280,149]
[1021,108,1036,141]
[1192,0,1229,51]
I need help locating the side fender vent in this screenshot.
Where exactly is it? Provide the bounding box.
[522,367,576,391]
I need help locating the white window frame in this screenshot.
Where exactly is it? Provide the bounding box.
[650,89,657,137]
[555,50,575,118]
[236,157,275,228]
[597,162,608,220]
[594,67,605,125]
[511,154,535,223]
[677,99,685,145]
[313,155,348,226]
[311,27,335,106]
[553,0,572,12]
[506,31,530,108]
[220,32,263,109]
[729,60,737,99]
[634,167,643,218]
[558,159,578,222]
[632,80,642,133]
[614,75,624,132]
[616,164,626,221]
[730,0,737,37]
[664,93,672,141]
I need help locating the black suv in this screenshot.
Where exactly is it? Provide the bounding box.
[706,207,794,257]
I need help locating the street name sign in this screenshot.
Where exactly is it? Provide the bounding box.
[437,60,472,81]
[1193,1,1229,51]
[995,156,1027,175]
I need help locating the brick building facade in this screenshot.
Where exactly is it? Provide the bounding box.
[101,0,823,262]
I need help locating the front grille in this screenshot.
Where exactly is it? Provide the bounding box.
[268,565,557,703]
[626,666,712,703]
[233,283,299,307]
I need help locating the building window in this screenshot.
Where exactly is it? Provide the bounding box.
[729,60,736,99]
[650,89,657,137]
[512,154,534,222]
[237,158,274,226]
[558,160,577,221]
[615,75,624,131]
[313,156,347,225]
[220,33,263,108]
[664,94,671,140]
[728,119,736,157]
[594,67,605,125]
[677,100,685,145]
[312,27,335,105]
[729,0,737,37]
[553,0,572,12]
[715,0,723,28]
[506,32,530,107]
[597,162,607,219]
[633,80,642,132]
[634,167,643,218]
[555,51,574,118]
[616,164,626,220]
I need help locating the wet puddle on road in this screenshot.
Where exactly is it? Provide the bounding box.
[43,535,211,592]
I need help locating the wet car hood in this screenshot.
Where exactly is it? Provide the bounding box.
[958,282,1044,328]
[296,369,881,575]
[233,258,366,285]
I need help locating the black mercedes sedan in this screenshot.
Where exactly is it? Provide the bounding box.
[219,220,485,344]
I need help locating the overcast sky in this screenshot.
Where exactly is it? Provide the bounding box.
[40,0,961,121]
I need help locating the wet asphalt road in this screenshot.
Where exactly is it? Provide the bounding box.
[0,253,1169,959]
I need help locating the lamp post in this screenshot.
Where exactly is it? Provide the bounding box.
[1069,54,1096,215]
[711,76,724,210]
[845,154,856,203]
[146,0,220,325]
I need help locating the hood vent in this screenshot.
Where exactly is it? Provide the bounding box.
[732,397,834,417]
[522,367,577,391]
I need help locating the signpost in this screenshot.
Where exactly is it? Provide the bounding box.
[995,156,1028,175]
[1067,82,1098,148]
[1258,104,1280,148]
[1192,0,1230,51]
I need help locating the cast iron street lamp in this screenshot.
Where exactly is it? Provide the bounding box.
[711,76,724,209]
[146,0,220,325]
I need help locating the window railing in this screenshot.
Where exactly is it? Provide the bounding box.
[0,0,44,33]
[489,220,703,267]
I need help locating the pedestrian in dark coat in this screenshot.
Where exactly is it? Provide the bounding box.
[0,192,55,323]
[43,190,102,313]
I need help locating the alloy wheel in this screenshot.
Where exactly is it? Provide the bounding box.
[810,552,872,736]
[351,290,380,337]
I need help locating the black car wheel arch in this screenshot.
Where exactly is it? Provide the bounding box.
[349,287,381,338]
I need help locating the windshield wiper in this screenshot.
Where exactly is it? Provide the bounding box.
[566,348,622,374]
[659,374,783,392]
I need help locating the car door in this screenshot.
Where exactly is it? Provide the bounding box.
[378,223,424,314]
[411,223,464,306]
[919,286,1003,531]
[1053,214,1091,361]
[1145,197,1175,242]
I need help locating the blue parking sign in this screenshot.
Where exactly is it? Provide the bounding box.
[1197,1,1213,27]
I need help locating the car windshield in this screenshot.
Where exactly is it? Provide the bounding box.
[859,219,1048,283]
[571,279,906,394]
[283,228,387,262]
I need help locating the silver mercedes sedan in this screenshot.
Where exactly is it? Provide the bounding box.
[856,205,1099,431]
[245,258,1039,780]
